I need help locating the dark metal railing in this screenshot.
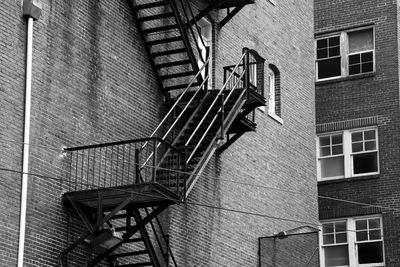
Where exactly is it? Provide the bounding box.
[223,48,265,124]
[64,137,186,197]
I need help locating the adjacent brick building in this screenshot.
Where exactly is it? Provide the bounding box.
[315,0,400,266]
[0,0,316,266]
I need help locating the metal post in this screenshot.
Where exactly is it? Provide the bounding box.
[152,139,157,182]
[135,148,140,184]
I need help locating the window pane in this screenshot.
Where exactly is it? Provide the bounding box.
[332,145,343,155]
[336,222,346,232]
[336,233,347,243]
[370,230,381,240]
[348,28,373,53]
[317,38,328,49]
[352,132,363,142]
[362,62,373,73]
[369,218,381,229]
[317,48,328,59]
[349,54,360,65]
[356,231,368,241]
[320,147,331,156]
[356,219,367,230]
[325,245,349,267]
[353,152,378,174]
[320,136,330,146]
[318,58,341,79]
[365,141,376,151]
[329,46,340,57]
[358,241,383,264]
[323,223,334,234]
[332,134,342,144]
[320,156,345,178]
[324,234,335,244]
[352,142,363,153]
[349,64,361,75]
[329,36,340,46]
[362,52,373,62]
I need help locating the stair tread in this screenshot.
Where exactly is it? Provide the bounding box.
[143,24,178,34]
[156,59,191,69]
[152,48,187,57]
[135,1,169,10]
[164,82,202,91]
[148,36,183,46]
[119,262,153,267]
[111,250,149,258]
[139,12,174,22]
[160,71,196,80]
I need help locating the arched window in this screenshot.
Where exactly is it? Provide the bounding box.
[268,64,282,123]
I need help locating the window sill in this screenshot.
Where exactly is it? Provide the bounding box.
[316,72,375,86]
[268,112,283,124]
[318,174,379,185]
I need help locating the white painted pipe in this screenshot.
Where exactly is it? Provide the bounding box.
[17,16,33,267]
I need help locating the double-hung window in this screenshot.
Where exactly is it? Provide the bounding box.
[316,27,374,81]
[317,128,378,180]
[320,216,384,267]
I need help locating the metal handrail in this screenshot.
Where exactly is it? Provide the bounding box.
[186,69,246,162]
[139,57,210,169]
[185,51,247,148]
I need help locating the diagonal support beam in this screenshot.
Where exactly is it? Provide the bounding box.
[219,5,245,28]
[88,204,170,267]
[66,196,94,234]
[132,208,161,267]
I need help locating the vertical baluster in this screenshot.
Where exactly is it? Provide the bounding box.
[122,144,126,186]
[135,148,140,184]
[127,144,132,184]
[98,147,102,188]
[68,152,72,192]
[80,150,85,190]
[152,139,157,182]
[86,149,91,189]
[104,146,108,188]
[176,152,179,195]
[110,146,114,187]
[92,149,96,188]
[74,152,78,191]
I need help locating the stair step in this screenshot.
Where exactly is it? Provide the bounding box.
[156,59,191,69]
[135,1,169,10]
[125,237,144,243]
[152,48,187,57]
[139,12,174,22]
[111,250,149,259]
[119,262,153,267]
[148,36,182,46]
[160,71,196,80]
[164,81,202,91]
[143,24,178,34]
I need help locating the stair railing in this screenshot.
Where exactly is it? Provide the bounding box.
[185,50,249,162]
[140,57,210,167]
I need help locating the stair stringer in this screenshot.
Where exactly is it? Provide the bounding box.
[184,89,248,198]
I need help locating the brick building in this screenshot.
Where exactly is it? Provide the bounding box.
[0,0,316,266]
[315,0,400,266]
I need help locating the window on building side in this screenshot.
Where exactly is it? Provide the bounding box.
[320,216,384,267]
[317,128,378,180]
[268,64,282,123]
[316,27,374,81]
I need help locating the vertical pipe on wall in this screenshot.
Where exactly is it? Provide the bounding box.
[17,15,33,267]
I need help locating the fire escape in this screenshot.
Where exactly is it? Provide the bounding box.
[59,0,264,266]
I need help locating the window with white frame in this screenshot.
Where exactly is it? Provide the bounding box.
[316,27,374,81]
[267,64,282,123]
[318,128,378,180]
[320,216,384,267]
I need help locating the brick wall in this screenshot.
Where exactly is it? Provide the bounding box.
[315,0,400,266]
[0,0,317,266]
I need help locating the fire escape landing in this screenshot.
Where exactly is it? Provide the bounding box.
[59,0,263,266]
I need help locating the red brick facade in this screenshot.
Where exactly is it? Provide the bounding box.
[315,0,400,266]
[0,0,316,266]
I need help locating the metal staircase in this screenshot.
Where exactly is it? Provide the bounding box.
[59,1,263,266]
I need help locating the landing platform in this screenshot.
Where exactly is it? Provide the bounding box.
[215,0,256,9]
[63,183,181,211]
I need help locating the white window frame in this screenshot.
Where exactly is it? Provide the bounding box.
[197,18,213,89]
[315,26,375,82]
[319,216,385,267]
[317,127,379,181]
[267,70,283,124]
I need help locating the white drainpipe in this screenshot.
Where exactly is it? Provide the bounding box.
[18,1,41,266]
